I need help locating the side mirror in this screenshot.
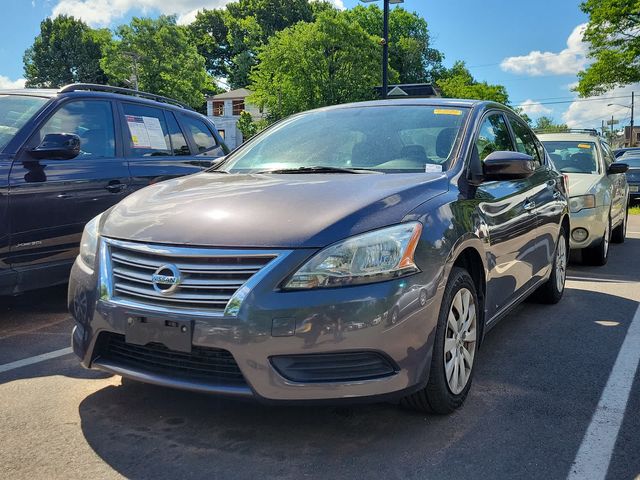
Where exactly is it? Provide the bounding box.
[483,151,536,181]
[30,133,80,160]
[608,162,628,174]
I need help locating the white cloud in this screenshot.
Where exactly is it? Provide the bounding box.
[501,24,588,76]
[0,76,26,89]
[52,0,347,27]
[562,83,640,129]
[51,0,232,27]
[518,99,552,117]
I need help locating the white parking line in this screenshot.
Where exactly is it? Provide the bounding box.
[0,347,73,374]
[567,303,640,480]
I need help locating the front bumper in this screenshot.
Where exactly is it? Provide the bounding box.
[69,249,445,403]
[568,205,608,250]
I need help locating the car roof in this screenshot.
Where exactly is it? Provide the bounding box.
[537,132,602,143]
[309,97,486,111]
[0,85,198,115]
[0,88,58,98]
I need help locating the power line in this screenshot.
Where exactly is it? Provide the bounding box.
[517,95,632,107]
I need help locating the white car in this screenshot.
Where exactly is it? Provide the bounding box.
[539,131,629,265]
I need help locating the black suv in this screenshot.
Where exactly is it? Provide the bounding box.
[0,84,228,295]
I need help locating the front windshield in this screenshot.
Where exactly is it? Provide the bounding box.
[221,105,470,173]
[542,141,599,174]
[0,95,49,150]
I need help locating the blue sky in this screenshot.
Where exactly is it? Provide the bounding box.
[0,0,636,130]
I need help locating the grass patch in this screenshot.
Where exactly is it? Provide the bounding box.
[630,205,640,215]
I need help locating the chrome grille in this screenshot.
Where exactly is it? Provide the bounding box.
[103,239,280,315]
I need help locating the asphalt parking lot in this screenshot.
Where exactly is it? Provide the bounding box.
[1,218,639,480]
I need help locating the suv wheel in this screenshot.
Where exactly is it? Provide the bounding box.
[611,204,628,244]
[584,218,610,266]
[533,226,568,304]
[401,267,479,414]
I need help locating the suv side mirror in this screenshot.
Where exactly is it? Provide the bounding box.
[30,133,81,160]
[483,151,536,181]
[608,162,628,174]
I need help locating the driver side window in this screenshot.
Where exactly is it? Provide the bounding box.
[476,113,513,161]
[38,100,115,158]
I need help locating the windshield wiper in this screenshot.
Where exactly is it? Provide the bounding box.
[255,166,381,174]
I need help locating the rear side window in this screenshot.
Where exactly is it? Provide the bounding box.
[165,111,190,156]
[476,113,513,161]
[38,100,115,158]
[122,103,171,157]
[508,117,541,165]
[181,115,218,156]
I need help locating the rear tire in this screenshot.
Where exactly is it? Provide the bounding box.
[401,267,479,414]
[533,226,568,304]
[583,218,610,266]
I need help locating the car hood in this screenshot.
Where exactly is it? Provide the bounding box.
[101,172,448,248]
[566,174,600,196]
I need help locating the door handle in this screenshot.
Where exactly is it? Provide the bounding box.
[524,200,536,211]
[105,181,124,193]
[553,191,562,199]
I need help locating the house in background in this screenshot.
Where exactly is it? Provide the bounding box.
[206,88,264,149]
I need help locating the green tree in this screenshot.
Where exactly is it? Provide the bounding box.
[226,15,264,88]
[23,15,111,88]
[226,0,313,41]
[250,11,381,120]
[436,61,509,104]
[576,0,640,96]
[343,5,443,83]
[533,116,569,133]
[237,110,259,140]
[101,16,215,109]
[188,9,231,78]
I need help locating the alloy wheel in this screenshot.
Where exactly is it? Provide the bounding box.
[444,288,477,395]
[556,234,567,293]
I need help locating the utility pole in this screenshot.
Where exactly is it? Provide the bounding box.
[631,91,635,147]
[382,0,389,99]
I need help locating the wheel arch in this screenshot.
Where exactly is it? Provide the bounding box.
[451,245,487,347]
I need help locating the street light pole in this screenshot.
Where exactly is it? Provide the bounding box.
[382,0,389,100]
[361,0,404,100]
[631,91,635,147]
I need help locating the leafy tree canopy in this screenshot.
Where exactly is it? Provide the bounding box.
[250,11,384,120]
[436,61,509,104]
[101,16,216,109]
[343,5,444,83]
[24,15,111,88]
[576,0,640,96]
[533,116,569,133]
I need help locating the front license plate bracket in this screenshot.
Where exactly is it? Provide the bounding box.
[125,316,193,353]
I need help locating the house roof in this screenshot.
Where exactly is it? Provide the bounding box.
[209,88,253,100]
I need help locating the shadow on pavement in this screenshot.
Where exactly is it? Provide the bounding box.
[77,282,640,480]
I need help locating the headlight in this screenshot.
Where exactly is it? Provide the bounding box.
[79,214,102,268]
[569,195,596,213]
[284,222,422,290]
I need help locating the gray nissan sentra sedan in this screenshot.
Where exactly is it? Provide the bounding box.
[69,99,569,413]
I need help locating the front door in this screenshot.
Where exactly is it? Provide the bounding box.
[471,112,541,317]
[8,98,129,276]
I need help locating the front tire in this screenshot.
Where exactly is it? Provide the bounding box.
[401,267,479,414]
[611,204,628,244]
[584,218,610,266]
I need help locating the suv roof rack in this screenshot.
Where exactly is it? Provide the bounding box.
[58,83,194,111]
[534,128,600,136]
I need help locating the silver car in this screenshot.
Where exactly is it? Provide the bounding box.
[539,131,629,265]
